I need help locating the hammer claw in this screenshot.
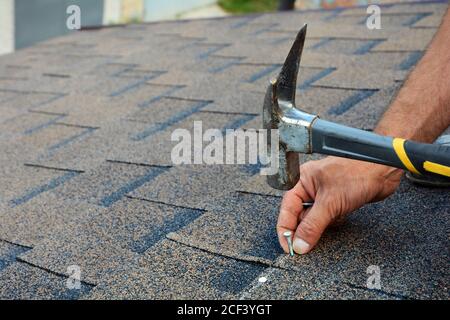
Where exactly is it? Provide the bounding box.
[277,24,307,104]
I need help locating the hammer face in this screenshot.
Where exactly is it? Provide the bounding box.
[266,147,300,190]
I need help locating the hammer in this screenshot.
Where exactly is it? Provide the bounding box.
[263,25,450,190]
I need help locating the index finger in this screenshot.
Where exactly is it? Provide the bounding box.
[276,182,312,253]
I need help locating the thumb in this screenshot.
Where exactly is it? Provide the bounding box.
[293,201,333,254]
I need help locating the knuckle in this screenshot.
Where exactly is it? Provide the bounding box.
[300,161,315,174]
[276,224,284,234]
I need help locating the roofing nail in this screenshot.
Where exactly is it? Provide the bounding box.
[283,231,294,257]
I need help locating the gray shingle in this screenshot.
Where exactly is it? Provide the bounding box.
[0,262,93,300]
[242,268,400,300]
[168,192,283,264]
[17,197,206,284]
[87,239,266,299]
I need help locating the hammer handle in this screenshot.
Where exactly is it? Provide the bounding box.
[401,139,450,177]
[311,119,450,179]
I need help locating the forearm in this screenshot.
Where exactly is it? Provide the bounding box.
[375,8,450,143]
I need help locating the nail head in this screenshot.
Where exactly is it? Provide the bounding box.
[283,231,292,237]
[258,276,268,283]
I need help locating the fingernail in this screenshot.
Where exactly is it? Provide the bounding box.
[293,238,310,254]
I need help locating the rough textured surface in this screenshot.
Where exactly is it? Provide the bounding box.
[18,197,205,284]
[0,261,93,300]
[0,1,448,299]
[167,193,283,265]
[241,268,399,300]
[87,239,266,299]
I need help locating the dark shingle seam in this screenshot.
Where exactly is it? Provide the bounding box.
[0,76,27,81]
[23,163,84,173]
[53,123,99,129]
[197,44,231,61]
[311,84,380,91]
[27,110,67,116]
[24,114,66,135]
[47,127,97,153]
[98,166,168,207]
[10,171,80,207]
[237,190,282,199]
[298,67,336,90]
[0,241,31,272]
[404,12,433,26]
[399,51,424,70]
[105,159,172,168]
[125,195,207,212]
[209,57,244,74]
[354,39,384,55]
[15,258,97,288]
[109,71,166,97]
[246,64,282,83]
[131,100,212,141]
[344,282,412,300]
[328,89,377,116]
[137,85,185,109]
[199,110,259,116]
[42,73,71,78]
[165,237,278,269]
[252,23,279,36]
[230,15,261,29]
[130,208,204,254]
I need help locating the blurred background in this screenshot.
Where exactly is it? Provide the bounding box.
[1,0,397,55]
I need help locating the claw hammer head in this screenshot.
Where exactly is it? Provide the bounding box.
[263,24,318,190]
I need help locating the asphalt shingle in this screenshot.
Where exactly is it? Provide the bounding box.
[168,192,283,264]
[130,164,260,210]
[17,197,206,284]
[0,262,93,300]
[87,239,266,299]
[242,267,403,300]
[0,1,448,299]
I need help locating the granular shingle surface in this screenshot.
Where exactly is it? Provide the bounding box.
[0,1,448,299]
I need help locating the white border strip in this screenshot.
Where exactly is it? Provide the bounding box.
[0,0,15,55]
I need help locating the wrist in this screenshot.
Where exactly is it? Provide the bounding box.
[329,156,403,186]
[352,159,403,201]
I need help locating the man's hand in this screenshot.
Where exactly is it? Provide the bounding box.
[277,157,403,254]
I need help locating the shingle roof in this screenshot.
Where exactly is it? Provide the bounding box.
[0,1,448,300]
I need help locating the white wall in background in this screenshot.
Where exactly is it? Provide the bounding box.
[144,0,217,21]
[0,0,15,55]
[103,0,122,24]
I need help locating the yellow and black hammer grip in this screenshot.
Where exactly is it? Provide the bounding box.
[393,138,450,178]
[311,119,450,179]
